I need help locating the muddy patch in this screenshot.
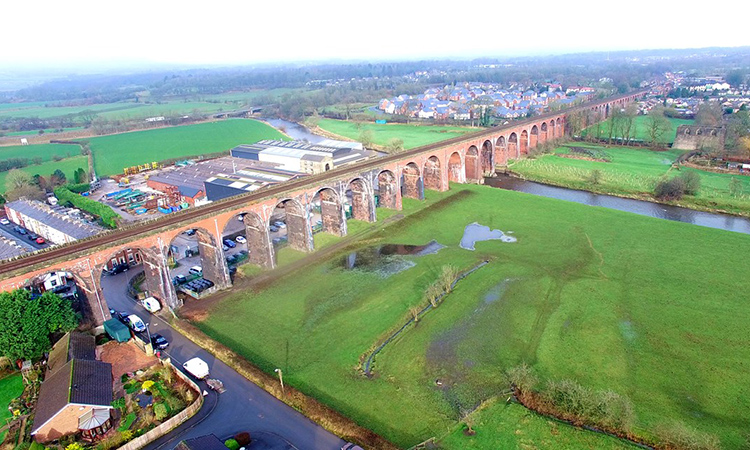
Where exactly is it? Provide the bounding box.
[336,240,444,277]
[460,222,516,250]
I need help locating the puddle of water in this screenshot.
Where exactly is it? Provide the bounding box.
[484,278,513,304]
[460,222,517,250]
[619,320,637,343]
[337,240,444,277]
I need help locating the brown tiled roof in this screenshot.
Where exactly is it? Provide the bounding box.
[47,332,96,375]
[31,359,113,435]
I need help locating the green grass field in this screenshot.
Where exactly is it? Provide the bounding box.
[86,119,287,176]
[316,119,476,150]
[582,116,693,144]
[196,184,750,448]
[0,143,81,163]
[0,156,88,194]
[0,373,23,441]
[512,143,750,215]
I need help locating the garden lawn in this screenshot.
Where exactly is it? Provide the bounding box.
[0,143,81,163]
[582,116,693,144]
[0,373,23,441]
[87,119,287,176]
[512,143,750,215]
[316,119,476,150]
[0,156,88,194]
[196,184,750,448]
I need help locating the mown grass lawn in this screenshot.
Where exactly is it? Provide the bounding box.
[581,116,693,144]
[196,184,750,448]
[316,119,476,150]
[87,119,287,176]
[512,143,750,215]
[0,156,88,194]
[0,373,23,441]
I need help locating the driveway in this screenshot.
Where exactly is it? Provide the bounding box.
[101,270,346,450]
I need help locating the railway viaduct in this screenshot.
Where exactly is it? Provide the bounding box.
[0,90,646,324]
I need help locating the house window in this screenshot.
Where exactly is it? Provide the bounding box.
[119,257,126,264]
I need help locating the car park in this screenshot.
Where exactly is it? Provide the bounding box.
[235,235,246,244]
[126,314,146,332]
[151,334,169,350]
[14,226,27,235]
[106,263,129,276]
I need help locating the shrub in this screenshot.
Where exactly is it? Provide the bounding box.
[153,402,168,421]
[679,170,701,195]
[65,182,91,194]
[234,432,251,446]
[654,176,685,200]
[224,438,240,450]
[506,363,538,393]
[66,444,84,450]
[655,421,721,450]
[587,169,603,185]
[29,443,45,450]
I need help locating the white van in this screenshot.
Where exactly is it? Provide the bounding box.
[189,266,202,276]
[182,357,210,379]
[141,297,161,313]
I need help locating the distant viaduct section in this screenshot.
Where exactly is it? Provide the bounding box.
[0,90,647,325]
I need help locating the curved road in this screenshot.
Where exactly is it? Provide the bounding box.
[101,269,345,450]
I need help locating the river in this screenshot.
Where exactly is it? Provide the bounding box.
[485,174,750,235]
[261,118,327,143]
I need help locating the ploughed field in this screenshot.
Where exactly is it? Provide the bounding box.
[195,184,750,448]
[511,143,750,215]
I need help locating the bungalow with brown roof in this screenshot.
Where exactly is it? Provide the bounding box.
[31,332,114,443]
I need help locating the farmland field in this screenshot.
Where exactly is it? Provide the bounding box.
[0,143,81,163]
[0,156,88,194]
[511,143,750,215]
[86,119,288,176]
[581,116,693,144]
[316,119,476,150]
[195,184,750,448]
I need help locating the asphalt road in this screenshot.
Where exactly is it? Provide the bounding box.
[0,221,51,250]
[101,268,346,450]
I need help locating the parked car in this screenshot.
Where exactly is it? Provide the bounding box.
[189,266,202,276]
[269,225,279,232]
[14,226,27,235]
[28,233,38,240]
[223,244,229,251]
[235,235,246,244]
[36,237,46,245]
[126,314,146,332]
[0,218,9,225]
[183,229,196,236]
[223,239,236,248]
[273,221,287,229]
[106,263,129,276]
[173,275,187,285]
[151,334,169,350]
[182,357,209,379]
[237,214,246,222]
[114,310,129,323]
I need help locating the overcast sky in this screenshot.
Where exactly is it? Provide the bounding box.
[3,0,750,70]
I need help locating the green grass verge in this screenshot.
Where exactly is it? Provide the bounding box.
[0,373,23,441]
[511,143,750,215]
[86,119,288,176]
[316,119,476,150]
[0,156,88,195]
[195,184,750,448]
[582,116,693,144]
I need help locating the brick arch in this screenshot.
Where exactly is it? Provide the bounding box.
[169,226,230,291]
[549,119,556,138]
[530,125,539,148]
[423,155,443,191]
[447,152,463,183]
[346,177,375,222]
[480,140,494,174]
[540,122,548,142]
[401,162,424,200]
[465,145,480,181]
[556,118,563,136]
[272,197,312,253]
[376,170,398,209]
[508,133,519,158]
[520,130,529,155]
[312,187,345,236]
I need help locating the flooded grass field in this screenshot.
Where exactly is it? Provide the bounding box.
[196,184,750,449]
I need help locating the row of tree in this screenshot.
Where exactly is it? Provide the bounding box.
[3,167,87,203]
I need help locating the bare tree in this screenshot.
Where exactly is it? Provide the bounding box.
[646,106,671,149]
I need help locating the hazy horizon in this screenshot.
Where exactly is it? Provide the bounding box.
[3,0,750,75]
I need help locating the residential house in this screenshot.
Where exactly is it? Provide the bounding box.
[31,332,114,443]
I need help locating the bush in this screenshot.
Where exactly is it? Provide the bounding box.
[654,176,686,200]
[655,421,721,450]
[506,363,538,393]
[29,443,45,450]
[65,182,91,194]
[234,432,251,447]
[587,169,603,185]
[224,438,240,450]
[153,403,168,421]
[679,170,701,195]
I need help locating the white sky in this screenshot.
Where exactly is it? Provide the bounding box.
[2,0,750,70]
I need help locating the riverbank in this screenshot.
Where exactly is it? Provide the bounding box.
[507,143,750,218]
[191,183,749,449]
